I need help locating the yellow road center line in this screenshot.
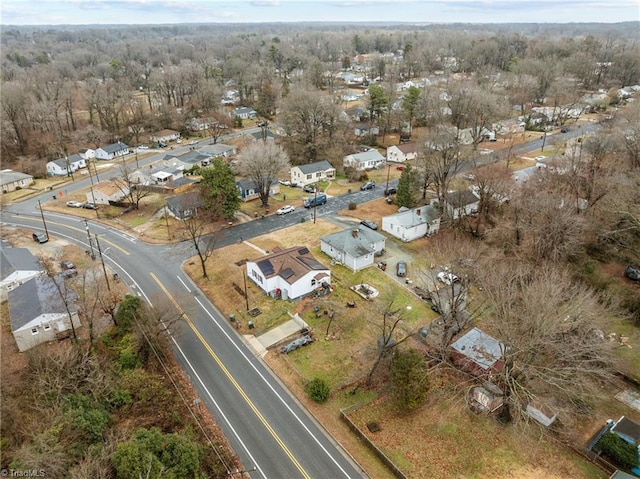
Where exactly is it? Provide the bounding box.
[150,272,310,479]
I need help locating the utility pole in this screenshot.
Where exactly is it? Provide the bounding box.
[242,271,250,311]
[164,204,170,239]
[83,219,96,260]
[37,200,50,240]
[94,234,111,292]
[385,163,391,192]
[313,188,318,224]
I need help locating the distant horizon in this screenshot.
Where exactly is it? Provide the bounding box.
[1,1,638,26]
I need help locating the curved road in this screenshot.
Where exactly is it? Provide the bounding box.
[2,189,367,478]
[1,120,600,477]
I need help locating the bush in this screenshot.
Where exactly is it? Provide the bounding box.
[391,349,429,411]
[348,202,357,210]
[64,393,111,444]
[598,432,639,469]
[305,378,330,403]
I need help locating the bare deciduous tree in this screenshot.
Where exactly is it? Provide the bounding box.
[235,141,291,207]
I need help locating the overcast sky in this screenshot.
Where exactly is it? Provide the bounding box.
[1,0,638,26]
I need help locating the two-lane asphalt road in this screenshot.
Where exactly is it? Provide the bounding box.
[1,197,366,478]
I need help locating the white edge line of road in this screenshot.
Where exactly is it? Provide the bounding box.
[168,335,266,479]
[192,294,354,479]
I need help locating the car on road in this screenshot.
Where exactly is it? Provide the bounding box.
[82,202,99,210]
[137,145,149,150]
[32,232,48,244]
[188,140,198,145]
[360,219,378,230]
[437,271,459,285]
[277,205,295,215]
[384,186,397,196]
[396,262,407,277]
[303,184,316,193]
[66,200,83,208]
[360,180,376,191]
[281,335,313,354]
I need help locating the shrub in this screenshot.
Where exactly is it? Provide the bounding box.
[391,349,429,411]
[598,432,639,469]
[348,202,357,210]
[305,378,330,403]
[64,393,111,444]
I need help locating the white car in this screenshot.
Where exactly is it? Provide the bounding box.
[437,271,459,285]
[534,155,547,161]
[277,205,295,215]
[137,145,149,150]
[66,200,83,208]
[188,140,198,145]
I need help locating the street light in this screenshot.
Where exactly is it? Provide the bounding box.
[83,219,96,260]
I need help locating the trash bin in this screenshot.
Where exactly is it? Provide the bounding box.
[229,314,236,322]
[248,321,255,329]
[52,195,57,200]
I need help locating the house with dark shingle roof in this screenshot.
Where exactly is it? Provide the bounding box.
[165,191,205,220]
[236,178,280,202]
[8,276,80,352]
[290,161,336,187]
[1,247,42,302]
[95,142,129,161]
[246,246,331,300]
[444,189,480,220]
[320,226,386,272]
[46,153,86,176]
[164,151,212,169]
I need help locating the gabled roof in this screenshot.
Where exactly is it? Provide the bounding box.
[392,143,417,154]
[348,149,385,163]
[444,189,480,208]
[152,129,179,137]
[253,246,328,285]
[168,151,210,165]
[235,107,256,114]
[612,416,640,444]
[48,158,69,168]
[198,143,235,156]
[296,160,335,175]
[0,169,33,185]
[385,205,440,228]
[248,130,276,141]
[100,142,129,153]
[236,178,278,190]
[9,276,77,332]
[450,327,504,371]
[321,226,386,258]
[166,191,204,212]
[1,247,40,280]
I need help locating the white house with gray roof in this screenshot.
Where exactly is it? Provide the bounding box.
[46,153,86,176]
[320,226,386,272]
[95,142,129,161]
[197,143,236,158]
[8,276,81,352]
[290,161,336,187]
[0,169,34,193]
[382,204,441,242]
[164,151,212,170]
[444,189,480,220]
[1,247,42,302]
[343,149,385,171]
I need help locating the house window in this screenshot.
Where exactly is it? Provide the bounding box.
[306,174,312,180]
[311,278,317,286]
[43,324,51,331]
[31,328,39,335]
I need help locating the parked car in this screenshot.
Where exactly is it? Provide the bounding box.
[32,232,48,244]
[360,180,376,191]
[534,155,547,162]
[66,200,83,208]
[303,184,316,193]
[624,264,640,281]
[276,205,295,215]
[82,202,99,210]
[396,262,407,277]
[281,335,313,354]
[137,145,149,150]
[437,271,459,285]
[60,260,78,277]
[560,127,569,133]
[304,193,327,208]
[176,139,183,144]
[384,186,397,196]
[188,140,198,145]
[360,219,378,230]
